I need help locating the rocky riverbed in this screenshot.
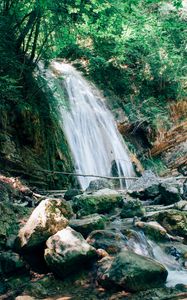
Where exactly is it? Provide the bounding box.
[0,172,187,300]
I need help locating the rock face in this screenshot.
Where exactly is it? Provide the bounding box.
[15,198,73,250]
[44,227,96,278]
[97,250,168,292]
[0,202,30,251]
[120,198,145,218]
[69,214,106,238]
[72,189,123,217]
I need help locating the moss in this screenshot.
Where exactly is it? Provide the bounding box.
[0,203,31,249]
[141,157,168,176]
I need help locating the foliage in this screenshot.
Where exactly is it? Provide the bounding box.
[141,157,168,176]
[0,0,186,134]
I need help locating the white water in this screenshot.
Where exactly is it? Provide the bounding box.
[151,242,187,287]
[131,236,187,287]
[51,61,134,190]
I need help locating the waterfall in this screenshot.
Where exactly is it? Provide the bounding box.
[51,61,134,190]
[43,61,134,190]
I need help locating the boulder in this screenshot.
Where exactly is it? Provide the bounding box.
[15,198,73,250]
[44,227,96,278]
[120,198,145,218]
[69,214,106,238]
[159,183,181,205]
[0,251,26,275]
[86,179,113,192]
[135,221,168,241]
[129,183,160,200]
[72,189,123,217]
[87,230,127,254]
[145,210,187,239]
[64,188,82,201]
[97,250,168,292]
[174,200,187,211]
[129,170,159,192]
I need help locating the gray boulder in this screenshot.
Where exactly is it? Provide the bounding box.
[15,198,73,250]
[97,250,168,292]
[44,227,97,278]
[86,179,113,192]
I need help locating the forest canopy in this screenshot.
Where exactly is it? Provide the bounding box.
[0,0,186,125]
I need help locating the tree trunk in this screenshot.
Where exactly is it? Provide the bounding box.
[16,9,37,52]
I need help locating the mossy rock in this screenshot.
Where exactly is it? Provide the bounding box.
[69,214,106,238]
[72,190,123,217]
[44,227,97,278]
[120,199,145,218]
[97,250,168,292]
[0,203,31,250]
[144,210,187,239]
[135,221,168,242]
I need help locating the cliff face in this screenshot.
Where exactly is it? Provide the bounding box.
[117,100,187,176]
[0,76,73,189]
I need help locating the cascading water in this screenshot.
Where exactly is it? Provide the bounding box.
[50,61,134,190]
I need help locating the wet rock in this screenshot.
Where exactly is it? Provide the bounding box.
[87,230,127,254]
[97,250,168,292]
[135,221,168,241]
[69,214,106,238]
[145,210,187,239]
[0,251,26,275]
[15,198,73,250]
[86,179,113,192]
[96,248,110,259]
[72,189,123,217]
[64,188,83,201]
[159,182,181,205]
[165,246,181,260]
[120,198,145,218]
[44,227,96,278]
